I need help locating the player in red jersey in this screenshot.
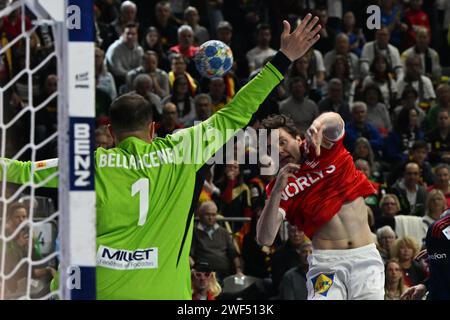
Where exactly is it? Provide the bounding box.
[257,111,385,299]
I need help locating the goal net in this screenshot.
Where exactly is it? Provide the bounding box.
[0,0,95,300]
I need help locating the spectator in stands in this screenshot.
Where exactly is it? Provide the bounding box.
[155,102,183,138]
[401,27,441,82]
[126,50,170,98]
[339,10,366,57]
[392,85,426,128]
[388,140,435,186]
[161,75,196,126]
[169,25,199,61]
[215,161,252,232]
[132,74,162,122]
[384,107,425,164]
[216,21,248,80]
[190,201,243,281]
[424,189,447,223]
[403,0,431,50]
[184,6,209,46]
[324,33,359,80]
[376,225,397,263]
[95,47,117,101]
[246,23,277,74]
[191,261,222,300]
[360,27,404,80]
[3,204,55,297]
[344,101,383,154]
[185,94,212,127]
[355,159,381,210]
[362,55,398,113]
[353,137,383,180]
[390,162,428,217]
[241,208,277,280]
[375,194,402,231]
[141,27,170,71]
[427,164,450,207]
[271,224,306,296]
[363,83,392,137]
[279,76,319,134]
[427,109,450,165]
[105,23,143,86]
[426,84,450,131]
[318,78,351,123]
[396,55,436,107]
[391,236,427,287]
[154,1,179,49]
[95,125,114,149]
[109,1,138,42]
[313,7,336,55]
[168,53,198,96]
[5,202,28,236]
[325,55,357,105]
[278,241,312,300]
[207,77,230,113]
[35,74,58,144]
[380,0,405,50]
[1,3,31,41]
[287,52,325,103]
[385,258,408,300]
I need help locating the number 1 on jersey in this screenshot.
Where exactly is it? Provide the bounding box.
[131,178,149,226]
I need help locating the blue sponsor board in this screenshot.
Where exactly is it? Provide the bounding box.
[68,0,94,42]
[69,117,95,191]
[70,266,96,300]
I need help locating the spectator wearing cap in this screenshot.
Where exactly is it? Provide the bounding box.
[191,261,222,300]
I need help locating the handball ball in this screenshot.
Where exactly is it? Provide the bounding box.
[194,40,233,78]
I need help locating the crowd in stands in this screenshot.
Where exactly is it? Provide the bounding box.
[1,0,450,299]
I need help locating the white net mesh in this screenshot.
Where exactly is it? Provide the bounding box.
[0,0,62,300]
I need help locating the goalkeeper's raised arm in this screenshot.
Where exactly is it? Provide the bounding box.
[169,14,321,171]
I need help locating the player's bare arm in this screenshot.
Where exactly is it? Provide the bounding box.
[256,163,300,246]
[304,112,345,156]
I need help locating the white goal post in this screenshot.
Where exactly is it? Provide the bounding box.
[0,0,96,299]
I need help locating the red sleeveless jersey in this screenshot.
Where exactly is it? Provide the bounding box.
[266,134,375,238]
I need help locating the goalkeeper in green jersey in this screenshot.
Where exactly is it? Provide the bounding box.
[0,15,321,299]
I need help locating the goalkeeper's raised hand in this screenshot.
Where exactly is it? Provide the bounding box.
[280,14,321,62]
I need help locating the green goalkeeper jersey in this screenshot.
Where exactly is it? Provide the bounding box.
[0,59,285,299]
